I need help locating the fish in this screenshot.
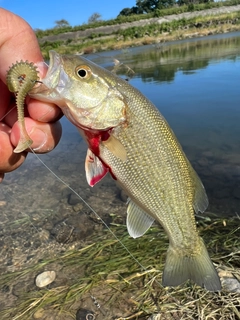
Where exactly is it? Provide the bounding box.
[29,50,221,291]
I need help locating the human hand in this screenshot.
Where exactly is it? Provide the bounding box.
[0,8,62,182]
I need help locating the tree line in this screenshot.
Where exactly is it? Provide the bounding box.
[119,0,213,16]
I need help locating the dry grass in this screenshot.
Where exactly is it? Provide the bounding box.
[110,24,240,51]
[0,214,239,319]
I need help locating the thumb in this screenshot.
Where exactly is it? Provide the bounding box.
[0,8,45,84]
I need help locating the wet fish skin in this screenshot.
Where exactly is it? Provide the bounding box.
[30,50,221,291]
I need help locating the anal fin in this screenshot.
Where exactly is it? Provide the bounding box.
[127,199,155,238]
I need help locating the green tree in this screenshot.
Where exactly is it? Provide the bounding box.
[177,0,213,4]
[118,0,176,16]
[54,19,70,28]
[136,0,161,12]
[88,13,102,24]
[118,6,143,16]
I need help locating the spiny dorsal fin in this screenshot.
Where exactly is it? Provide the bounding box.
[127,199,155,238]
[85,148,108,187]
[101,135,127,162]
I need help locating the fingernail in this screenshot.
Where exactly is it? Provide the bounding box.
[29,128,47,151]
[35,61,49,79]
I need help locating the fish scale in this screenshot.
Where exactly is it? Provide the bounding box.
[99,89,195,242]
[30,50,221,292]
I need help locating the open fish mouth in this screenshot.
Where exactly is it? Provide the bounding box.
[42,51,63,91]
[29,50,67,99]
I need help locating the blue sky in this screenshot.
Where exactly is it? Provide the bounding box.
[1,0,136,30]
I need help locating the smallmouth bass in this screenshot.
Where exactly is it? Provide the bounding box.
[30,50,221,291]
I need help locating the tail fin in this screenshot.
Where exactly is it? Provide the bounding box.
[162,237,221,292]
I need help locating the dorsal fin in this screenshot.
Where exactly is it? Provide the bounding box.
[85,149,108,187]
[127,199,155,238]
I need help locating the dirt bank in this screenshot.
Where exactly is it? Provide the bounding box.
[39,4,240,43]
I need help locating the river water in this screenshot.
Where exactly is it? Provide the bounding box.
[0,31,240,319]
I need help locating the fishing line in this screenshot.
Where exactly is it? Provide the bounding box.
[1,141,154,317]
[1,58,163,316]
[29,146,147,272]
[0,105,16,121]
[29,146,165,312]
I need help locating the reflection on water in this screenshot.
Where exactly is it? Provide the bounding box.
[89,31,240,84]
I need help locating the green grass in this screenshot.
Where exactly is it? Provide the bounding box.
[39,11,240,59]
[35,0,240,39]
[0,215,239,319]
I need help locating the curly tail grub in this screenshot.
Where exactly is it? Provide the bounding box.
[6,61,39,153]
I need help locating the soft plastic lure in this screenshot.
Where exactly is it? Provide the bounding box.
[6,61,39,153]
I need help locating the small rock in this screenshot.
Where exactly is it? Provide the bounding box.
[219,269,240,293]
[51,222,75,243]
[222,277,240,293]
[119,190,128,203]
[33,308,45,319]
[147,315,161,320]
[73,203,84,212]
[35,271,56,288]
[38,229,50,242]
[68,193,82,206]
[76,308,95,320]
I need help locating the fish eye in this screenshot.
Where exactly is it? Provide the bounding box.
[75,65,92,79]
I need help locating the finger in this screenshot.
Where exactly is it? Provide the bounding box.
[10,118,62,153]
[0,79,11,120]
[26,97,63,123]
[0,8,43,83]
[0,123,26,173]
[1,101,18,127]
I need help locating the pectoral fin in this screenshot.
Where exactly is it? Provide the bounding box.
[101,135,127,162]
[85,149,108,187]
[127,199,155,238]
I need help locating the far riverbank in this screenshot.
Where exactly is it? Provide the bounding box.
[38,4,240,58]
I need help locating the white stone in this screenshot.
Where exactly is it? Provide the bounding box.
[35,271,56,288]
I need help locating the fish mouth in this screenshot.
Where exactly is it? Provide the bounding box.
[29,50,64,99]
[48,50,61,71]
[42,50,62,90]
